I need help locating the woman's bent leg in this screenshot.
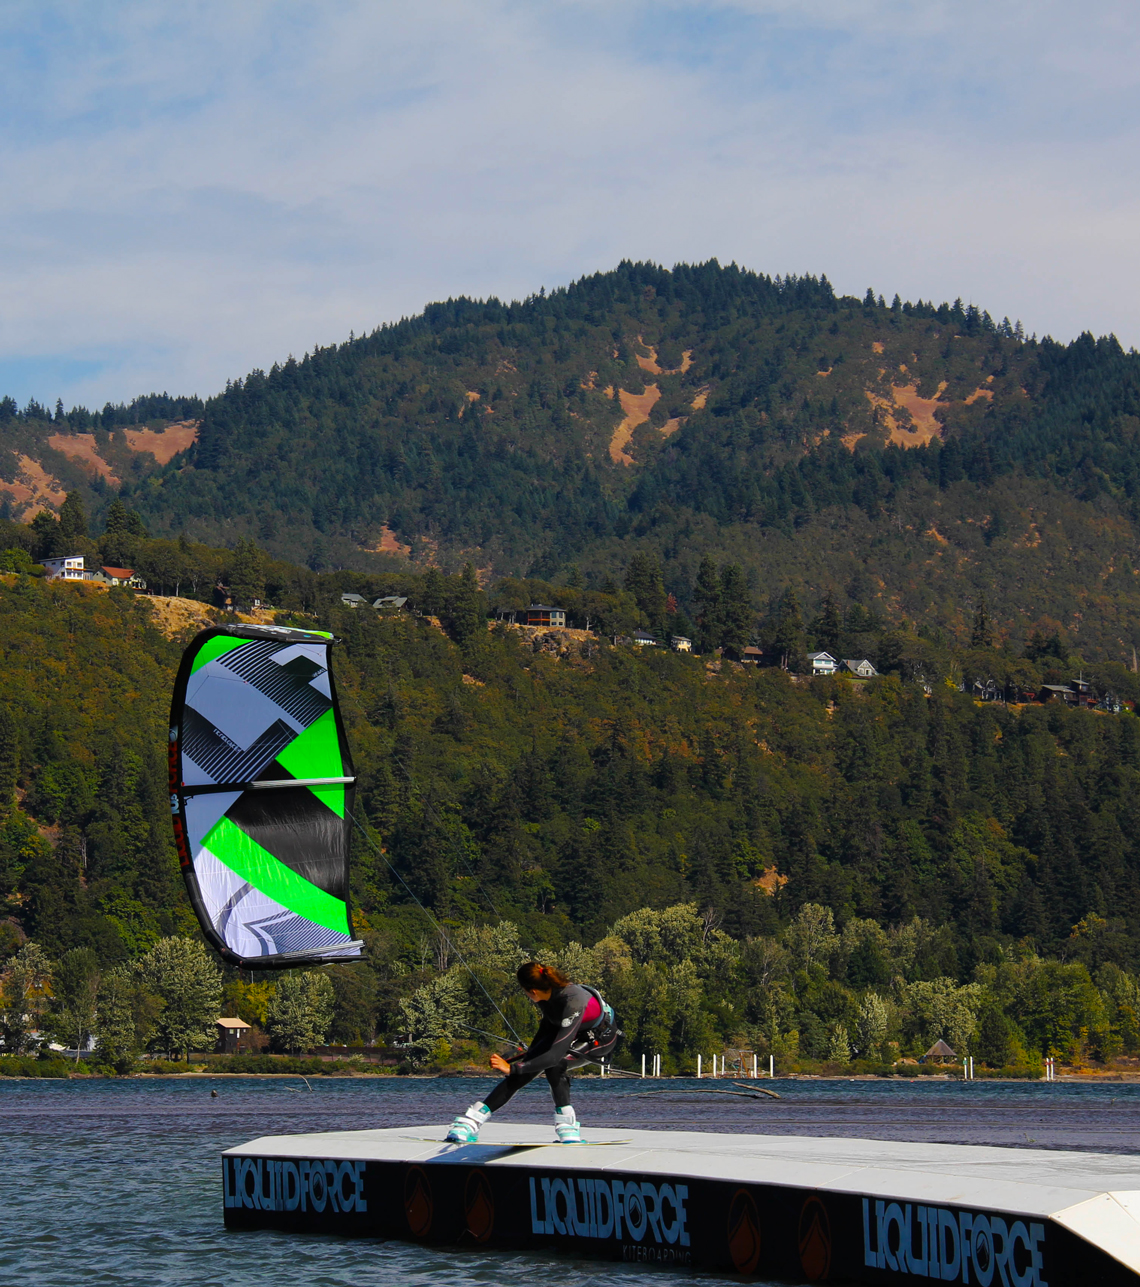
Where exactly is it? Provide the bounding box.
[483,1067,540,1112]
[447,1069,541,1141]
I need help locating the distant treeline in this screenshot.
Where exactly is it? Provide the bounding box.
[0,391,203,430]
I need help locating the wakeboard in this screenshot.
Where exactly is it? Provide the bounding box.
[403,1136,632,1147]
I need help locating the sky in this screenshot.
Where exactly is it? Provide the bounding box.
[1,0,1137,409]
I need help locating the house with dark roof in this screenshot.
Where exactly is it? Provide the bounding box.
[842,658,878,678]
[1069,677,1097,708]
[1038,684,1076,704]
[340,593,368,608]
[525,604,566,627]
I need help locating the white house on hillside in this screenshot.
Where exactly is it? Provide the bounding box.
[42,555,87,581]
[807,651,837,675]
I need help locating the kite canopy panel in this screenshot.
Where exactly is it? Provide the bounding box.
[169,624,363,969]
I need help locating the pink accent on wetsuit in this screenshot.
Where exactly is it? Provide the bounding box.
[582,994,602,1024]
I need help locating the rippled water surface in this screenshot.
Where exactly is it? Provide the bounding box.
[4,1075,1140,1287]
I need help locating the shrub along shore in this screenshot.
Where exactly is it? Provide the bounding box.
[1,1051,1128,1081]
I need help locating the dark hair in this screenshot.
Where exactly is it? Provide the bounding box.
[517,961,571,991]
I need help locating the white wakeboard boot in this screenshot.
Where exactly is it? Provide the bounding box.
[554,1105,581,1143]
[446,1101,491,1142]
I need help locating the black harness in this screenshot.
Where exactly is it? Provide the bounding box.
[569,984,622,1063]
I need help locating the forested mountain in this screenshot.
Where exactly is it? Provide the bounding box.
[4,261,1140,661]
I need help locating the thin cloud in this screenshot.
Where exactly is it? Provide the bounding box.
[0,1,1136,407]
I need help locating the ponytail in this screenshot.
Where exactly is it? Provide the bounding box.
[517,960,571,991]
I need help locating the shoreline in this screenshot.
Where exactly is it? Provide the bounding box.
[6,1069,1140,1082]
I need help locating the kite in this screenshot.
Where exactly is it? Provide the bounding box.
[168,624,363,968]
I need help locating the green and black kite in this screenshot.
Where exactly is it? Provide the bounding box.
[169,624,362,968]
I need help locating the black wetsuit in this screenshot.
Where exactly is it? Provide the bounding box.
[483,983,619,1111]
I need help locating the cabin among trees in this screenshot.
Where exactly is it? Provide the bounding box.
[215,1016,251,1054]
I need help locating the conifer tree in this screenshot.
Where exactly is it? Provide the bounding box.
[58,491,87,542]
[103,498,129,537]
[101,499,141,565]
[0,705,17,814]
[693,555,722,652]
[446,563,485,647]
[971,596,992,648]
[814,591,842,653]
[624,552,667,633]
[228,538,265,607]
[771,588,805,669]
[29,510,62,561]
[719,563,753,650]
[420,566,447,615]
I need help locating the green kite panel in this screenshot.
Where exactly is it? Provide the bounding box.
[203,815,348,933]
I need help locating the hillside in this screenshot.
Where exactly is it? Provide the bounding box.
[3,262,1140,663]
[4,570,1140,1069]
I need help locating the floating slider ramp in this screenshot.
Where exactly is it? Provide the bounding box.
[222,1124,1140,1284]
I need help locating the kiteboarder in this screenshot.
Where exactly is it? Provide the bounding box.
[447,962,620,1144]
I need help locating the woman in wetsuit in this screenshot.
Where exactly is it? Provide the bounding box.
[446,961,619,1144]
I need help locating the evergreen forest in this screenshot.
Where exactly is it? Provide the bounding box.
[3,541,1140,1074]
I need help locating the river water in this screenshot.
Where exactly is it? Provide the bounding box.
[3,1076,1139,1287]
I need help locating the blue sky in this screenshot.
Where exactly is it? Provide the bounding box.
[1,0,1137,408]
